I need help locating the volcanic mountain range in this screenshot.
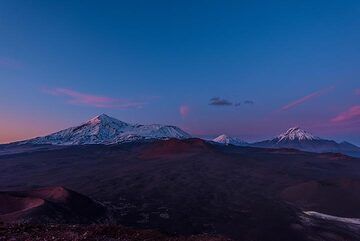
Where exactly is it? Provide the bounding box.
[7,114,359,157]
[212,127,360,157]
[1,115,360,240]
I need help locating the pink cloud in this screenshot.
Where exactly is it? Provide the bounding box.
[179,105,190,117]
[331,105,360,123]
[44,87,144,109]
[281,86,334,111]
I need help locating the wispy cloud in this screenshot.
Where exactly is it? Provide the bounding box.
[331,105,360,123]
[43,87,144,109]
[179,105,190,117]
[281,86,334,111]
[209,97,233,106]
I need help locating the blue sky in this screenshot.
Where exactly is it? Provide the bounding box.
[0,0,359,144]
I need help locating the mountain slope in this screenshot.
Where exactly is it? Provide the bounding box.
[253,127,360,155]
[0,186,108,224]
[212,134,248,146]
[20,114,191,145]
[1,139,360,240]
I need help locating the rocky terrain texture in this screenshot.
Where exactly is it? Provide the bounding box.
[1,139,360,240]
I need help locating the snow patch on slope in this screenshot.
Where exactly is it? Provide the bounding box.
[304,211,360,225]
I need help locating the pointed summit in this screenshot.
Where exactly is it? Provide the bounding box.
[86,114,129,126]
[276,127,318,142]
[95,113,109,118]
[213,134,248,146]
[90,113,111,122]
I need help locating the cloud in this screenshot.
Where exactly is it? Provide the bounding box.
[356,89,360,95]
[331,105,360,123]
[281,86,334,111]
[244,100,254,105]
[179,105,190,117]
[209,98,255,108]
[43,87,144,109]
[209,97,233,106]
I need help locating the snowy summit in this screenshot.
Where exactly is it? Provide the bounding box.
[212,134,248,146]
[22,114,191,145]
[275,127,319,143]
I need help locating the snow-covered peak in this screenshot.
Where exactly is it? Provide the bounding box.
[276,127,319,142]
[213,134,230,143]
[21,114,191,145]
[88,114,116,124]
[86,114,130,128]
[213,134,247,146]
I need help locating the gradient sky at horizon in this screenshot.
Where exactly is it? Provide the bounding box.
[0,0,359,144]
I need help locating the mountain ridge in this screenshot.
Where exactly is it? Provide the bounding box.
[19,114,191,145]
[6,118,360,157]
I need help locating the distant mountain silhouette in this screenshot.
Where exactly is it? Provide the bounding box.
[252,127,360,156]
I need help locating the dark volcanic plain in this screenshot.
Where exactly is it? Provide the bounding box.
[1,138,360,241]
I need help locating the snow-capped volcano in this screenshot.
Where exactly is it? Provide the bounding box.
[252,127,360,156]
[275,127,319,142]
[21,114,191,145]
[212,134,248,146]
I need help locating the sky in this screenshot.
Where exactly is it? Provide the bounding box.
[0,0,359,144]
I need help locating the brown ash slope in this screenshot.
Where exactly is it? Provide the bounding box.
[1,138,360,240]
[0,186,109,224]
